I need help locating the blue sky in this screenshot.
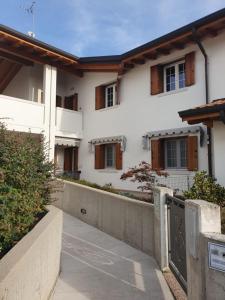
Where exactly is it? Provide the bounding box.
[0,0,224,57]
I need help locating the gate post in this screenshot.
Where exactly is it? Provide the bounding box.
[153,187,173,271]
[185,200,221,300]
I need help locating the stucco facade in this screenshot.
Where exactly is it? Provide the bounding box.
[0,11,225,191]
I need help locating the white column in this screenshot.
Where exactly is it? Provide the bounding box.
[43,65,57,161]
[185,200,221,300]
[153,186,173,271]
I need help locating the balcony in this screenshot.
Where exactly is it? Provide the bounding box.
[55,107,83,139]
[0,94,44,133]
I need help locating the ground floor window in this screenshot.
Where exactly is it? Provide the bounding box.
[95,143,122,170]
[151,135,198,171]
[165,138,187,169]
[105,144,116,168]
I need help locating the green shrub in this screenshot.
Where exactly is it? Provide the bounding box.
[0,123,55,256]
[184,171,225,207]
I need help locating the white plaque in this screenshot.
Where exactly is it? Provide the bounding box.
[208,242,225,273]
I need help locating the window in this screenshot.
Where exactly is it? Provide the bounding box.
[105,84,116,108]
[95,82,118,110]
[95,143,122,170]
[165,138,187,169]
[105,144,116,168]
[165,61,185,92]
[151,52,195,95]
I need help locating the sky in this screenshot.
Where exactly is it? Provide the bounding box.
[0,0,224,57]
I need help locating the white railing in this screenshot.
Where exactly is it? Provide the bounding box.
[55,107,83,139]
[0,94,45,134]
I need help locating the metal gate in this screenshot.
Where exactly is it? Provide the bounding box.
[166,194,187,291]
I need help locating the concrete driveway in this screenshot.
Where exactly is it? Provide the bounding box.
[51,213,173,300]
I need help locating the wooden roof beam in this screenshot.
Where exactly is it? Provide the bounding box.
[0,50,33,66]
[123,63,134,69]
[156,48,171,55]
[143,52,158,60]
[131,58,145,64]
[170,41,185,50]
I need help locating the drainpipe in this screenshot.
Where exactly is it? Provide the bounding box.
[192,27,213,177]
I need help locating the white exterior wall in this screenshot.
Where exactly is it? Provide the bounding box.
[76,32,225,191]
[0,94,44,134]
[212,122,225,187]
[3,64,43,102]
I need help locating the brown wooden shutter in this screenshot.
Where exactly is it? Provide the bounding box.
[95,145,105,169]
[56,95,62,107]
[72,93,78,111]
[73,147,78,170]
[185,52,195,86]
[64,148,73,171]
[151,139,164,170]
[64,94,78,111]
[95,86,105,110]
[150,65,164,95]
[187,136,198,171]
[115,78,120,105]
[115,143,123,170]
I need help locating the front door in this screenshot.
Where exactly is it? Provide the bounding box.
[64,147,78,172]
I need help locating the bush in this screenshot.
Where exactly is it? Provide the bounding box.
[184,171,225,207]
[0,123,55,256]
[120,161,168,193]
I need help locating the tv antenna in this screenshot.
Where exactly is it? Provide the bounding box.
[20,1,36,37]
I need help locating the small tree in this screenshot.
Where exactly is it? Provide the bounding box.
[184,171,225,207]
[0,123,56,256]
[120,161,168,193]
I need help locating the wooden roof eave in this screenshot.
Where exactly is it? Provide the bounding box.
[182,112,221,128]
[121,16,225,66]
[0,31,83,77]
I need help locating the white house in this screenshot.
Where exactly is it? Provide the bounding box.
[0,8,225,191]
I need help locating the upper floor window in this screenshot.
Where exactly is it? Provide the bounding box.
[164,61,185,92]
[105,84,116,108]
[95,81,119,110]
[150,52,195,95]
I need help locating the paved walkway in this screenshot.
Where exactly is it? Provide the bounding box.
[51,213,174,300]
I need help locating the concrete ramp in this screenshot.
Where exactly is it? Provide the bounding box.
[51,213,173,300]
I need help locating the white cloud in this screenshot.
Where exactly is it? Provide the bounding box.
[64,0,225,56]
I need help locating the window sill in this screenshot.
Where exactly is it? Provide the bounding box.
[158,87,188,98]
[96,105,119,112]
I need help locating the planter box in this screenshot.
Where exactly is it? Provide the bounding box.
[0,205,63,300]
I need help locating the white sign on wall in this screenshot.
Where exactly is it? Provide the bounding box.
[208,242,225,273]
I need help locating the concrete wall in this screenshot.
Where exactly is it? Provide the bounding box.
[55,180,154,255]
[201,233,225,300]
[0,206,63,300]
[185,199,225,300]
[212,121,225,187]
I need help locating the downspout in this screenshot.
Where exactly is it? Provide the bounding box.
[192,27,213,176]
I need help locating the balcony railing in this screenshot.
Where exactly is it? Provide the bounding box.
[0,94,44,133]
[55,107,83,139]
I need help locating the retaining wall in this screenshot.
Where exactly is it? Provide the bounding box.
[0,205,63,300]
[55,180,154,255]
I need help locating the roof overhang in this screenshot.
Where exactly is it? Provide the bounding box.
[1,8,225,75]
[179,99,225,127]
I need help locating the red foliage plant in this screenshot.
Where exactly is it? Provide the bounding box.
[120,161,168,193]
